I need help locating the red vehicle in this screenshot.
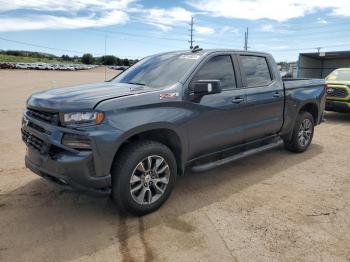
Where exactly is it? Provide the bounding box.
[0,62,16,69]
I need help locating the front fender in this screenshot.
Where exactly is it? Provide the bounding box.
[100,104,194,176]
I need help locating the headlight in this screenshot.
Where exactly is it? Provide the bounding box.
[62,111,104,126]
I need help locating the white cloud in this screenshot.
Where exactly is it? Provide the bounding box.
[0,1,195,32]
[141,7,192,32]
[219,26,239,35]
[0,0,135,31]
[139,7,213,34]
[0,0,136,12]
[195,25,214,35]
[188,0,350,21]
[317,17,328,24]
[270,45,289,50]
[261,25,274,32]
[0,11,128,31]
[260,24,292,34]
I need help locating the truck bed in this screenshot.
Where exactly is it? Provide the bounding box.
[283,78,325,90]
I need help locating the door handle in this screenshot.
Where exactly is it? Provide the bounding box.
[273,92,282,98]
[232,97,244,104]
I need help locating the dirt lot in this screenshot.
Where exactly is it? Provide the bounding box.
[0,68,349,262]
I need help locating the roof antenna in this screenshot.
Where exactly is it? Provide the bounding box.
[188,17,195,50]
[192,45,202,52]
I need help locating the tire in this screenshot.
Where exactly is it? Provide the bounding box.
[111,140,177,216]
[284,111,314,153]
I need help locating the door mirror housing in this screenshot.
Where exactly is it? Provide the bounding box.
[192,80,221,95]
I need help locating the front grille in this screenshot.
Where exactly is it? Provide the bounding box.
[28,121,47,134]
[21,129,47,153]
[326,86,349,98]
[27,108,59,124]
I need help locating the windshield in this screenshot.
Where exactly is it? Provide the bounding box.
[112,52,202,88]
[326,69,350,81]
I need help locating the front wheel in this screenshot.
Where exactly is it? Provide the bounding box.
[111,140,177,216]
[284,111,315,153]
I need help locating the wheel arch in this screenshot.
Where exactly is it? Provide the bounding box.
[282,101,319,142]
[299,102,319,124]
[111,124,186,176]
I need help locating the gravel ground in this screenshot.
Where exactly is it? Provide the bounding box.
[0,68,349,262]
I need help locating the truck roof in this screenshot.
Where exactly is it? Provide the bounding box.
[153,49,271,58]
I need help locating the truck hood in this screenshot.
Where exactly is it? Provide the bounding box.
[27,82,157,111]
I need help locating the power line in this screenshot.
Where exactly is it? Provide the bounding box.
[265,19,350,31]
[83,27,192,50]
[250,27,350,40]
[86,27,184,43]
[78,22,350,50]
[0,36,141,59]
[267,43,350,53]
[1,19,350,60]
[84,24,350,53]
[0,36,97,55]
[85,23,235,48]
[197,16,350,33]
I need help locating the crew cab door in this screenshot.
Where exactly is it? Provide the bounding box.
[237,55,284,139]
[185,54,248,159]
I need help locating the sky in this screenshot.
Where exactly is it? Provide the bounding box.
[1,0,350,61]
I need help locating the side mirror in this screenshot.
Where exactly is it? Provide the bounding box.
[192,80,221,95]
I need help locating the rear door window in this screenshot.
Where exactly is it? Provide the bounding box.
[240,56,272,87]
[191,55,236,90]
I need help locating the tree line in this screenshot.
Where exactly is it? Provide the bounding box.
[0,50,139,66]
[81,53,139,66]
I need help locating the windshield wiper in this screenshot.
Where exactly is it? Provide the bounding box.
[128,82,146,86]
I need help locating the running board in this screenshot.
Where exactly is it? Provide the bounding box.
[191,139,283,172]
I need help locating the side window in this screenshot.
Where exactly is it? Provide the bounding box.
[191,55,236,90]
[240,56,272,87]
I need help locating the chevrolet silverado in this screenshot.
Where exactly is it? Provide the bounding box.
[22,49,326,215]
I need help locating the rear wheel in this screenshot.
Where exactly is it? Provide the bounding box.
[284,111,314,153]
[111,140,177,216]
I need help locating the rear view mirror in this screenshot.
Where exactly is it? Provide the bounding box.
[192,80,221,95]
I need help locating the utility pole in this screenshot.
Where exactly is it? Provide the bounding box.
[316,47,322,53]
[188,17,195,50]
[244,27,249,51]
[104,34,107,81]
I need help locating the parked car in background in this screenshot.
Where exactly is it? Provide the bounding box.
[0,62,16,69]
[16,63,29,69]
[57,64,73,71]
[26,63,36,70]
[108,66,119,70]
[325,68,350,112]
[33,63,48,70]
[118,65,129,71]
[51,64,60,70]
[22,49,326,215]
[1,62,98,71]
[110,65,129,71]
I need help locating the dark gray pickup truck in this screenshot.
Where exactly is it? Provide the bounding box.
[22,49,326,215]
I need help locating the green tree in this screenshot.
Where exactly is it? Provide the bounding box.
[131,59,139,65]
[122,58,130,66]
[101,55,117,65]
[81,53,94,64]
[115,57,121,66]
